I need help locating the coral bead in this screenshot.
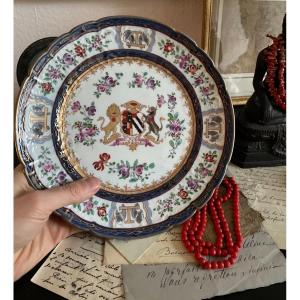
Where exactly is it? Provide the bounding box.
[211,261,218,269]
[202,248,209,256]
[193,240,199,247]
[209,248,217,256]
[216,249,222,256]
[223,260,231,268]
[217,261,224,269]
[187,245,194,252]
[229,257,235,265]
[195,252,202,261]
[204,262,211,269]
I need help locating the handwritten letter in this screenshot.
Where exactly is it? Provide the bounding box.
[228,164,286,248]
[31,232,124,300]
[122,231,286,300]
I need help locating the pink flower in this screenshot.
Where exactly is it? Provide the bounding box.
[179,55,190,69]
[97,84,108,92]
[75,129,85,143]
[41,82,53,93]
[146,77,156,89]
[92,35,102,48]
[75,45,86,57]
[157,95,166,107]
[187,179,198,190]
[199,167,210,176]
[83,127,96,136]
[97,206,107,217]
[194,76,204,86]
[71,101,81,112]
[178,189,188,200]
[168,94,176,104]
[134,74,143,87]
[188,64,197,74]
[83,199,94,212]
[43,162,53,173]
[104,76,116,87]
[119,165,130,178]
[135,165,144,176]
[202,86,210,96]
[204,153,215,162]
[48,66,62,79]
[56,171,67,184]
[164,42,174,52]
[168,120,182,137]
[86,105,96,116]
[62,53,74,65]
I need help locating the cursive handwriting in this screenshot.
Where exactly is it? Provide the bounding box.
[122,231,286,300]
[156,247,190,257]
[31,233,125,299]
[229,164,286,249]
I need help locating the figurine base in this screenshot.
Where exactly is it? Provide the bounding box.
[231,106,286,168]
[231,139,286,168]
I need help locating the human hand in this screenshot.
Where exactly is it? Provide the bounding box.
[14,165,100,281]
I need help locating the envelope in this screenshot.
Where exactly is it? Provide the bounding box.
[107,234,159,263]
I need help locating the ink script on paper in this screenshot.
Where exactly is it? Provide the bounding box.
[122,231,286,300]
[31,232,124,300]
[228,164,286,249]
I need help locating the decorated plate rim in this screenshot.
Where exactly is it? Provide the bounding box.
[15,15,235,239]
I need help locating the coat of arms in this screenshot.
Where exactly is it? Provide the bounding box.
[98,100,165,150]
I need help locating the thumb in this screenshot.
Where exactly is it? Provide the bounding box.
[37,177,101,213]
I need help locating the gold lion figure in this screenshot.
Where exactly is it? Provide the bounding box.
[98,103,121,144]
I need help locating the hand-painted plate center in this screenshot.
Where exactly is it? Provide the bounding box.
[59,57,196,194]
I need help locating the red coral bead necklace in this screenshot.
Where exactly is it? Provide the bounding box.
[265,34,286,112]
[181,177,242,269]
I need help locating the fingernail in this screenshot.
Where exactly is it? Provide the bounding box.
[83,177,101,191]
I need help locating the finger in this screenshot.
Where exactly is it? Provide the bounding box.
[36,177,100,213]
[49,214,83,237]
[14,164,33,197]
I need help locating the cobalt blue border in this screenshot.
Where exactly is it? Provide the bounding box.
[16,16,235,239]
[55,204,196,240]
[51,49,203,203]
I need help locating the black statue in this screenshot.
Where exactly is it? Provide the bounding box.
[231,15,286,168]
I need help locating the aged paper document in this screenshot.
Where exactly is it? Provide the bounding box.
[122,231,286,300]
[104,193,263,265]
[228,164,286,249]
[31,232,124,300]
[108,234,159,263]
